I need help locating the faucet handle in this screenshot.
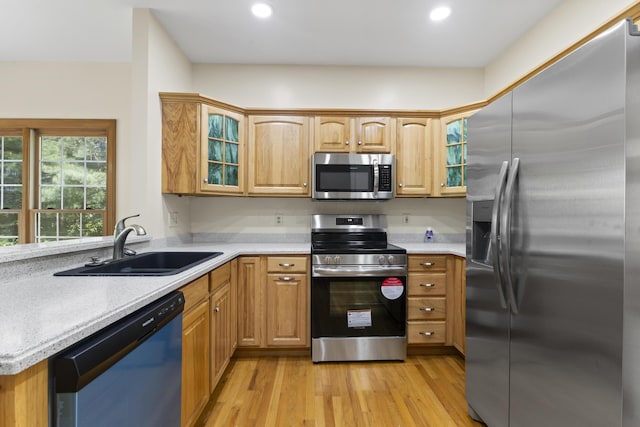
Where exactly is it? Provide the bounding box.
[114,214,141,236]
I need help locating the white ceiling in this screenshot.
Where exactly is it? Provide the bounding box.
[1,0,564,67]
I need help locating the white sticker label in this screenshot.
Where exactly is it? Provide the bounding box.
[347,309,372,328]
[381,277,404,300]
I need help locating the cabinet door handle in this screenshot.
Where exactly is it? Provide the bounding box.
[279,276,295,281]
[419,331,434,336]
[399,183,403,188]
[303,182,308,187]
[203,178,208,183]
[440,182,445,187]
[419,307,434,312]
[358,140,362,145]
[279,263,295,267]
[420,262,435,267]
[345,140,350,145]
[419,283,435,287]
[214,306,220,313]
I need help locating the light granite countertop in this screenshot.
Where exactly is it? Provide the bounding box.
[0,240,464,375]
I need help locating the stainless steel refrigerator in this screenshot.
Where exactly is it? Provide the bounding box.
[466,19,640,427]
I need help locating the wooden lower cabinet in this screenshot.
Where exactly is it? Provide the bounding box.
[0,360,48,427]
[407,254,465,352]
[407,320,447,344]
[181,294,210,427]
[238,255,309,348]
[237,256,263,347]
[452,257,466,355]
[266,273,308,346]
[209,259,236,391]
[181,260,238,427]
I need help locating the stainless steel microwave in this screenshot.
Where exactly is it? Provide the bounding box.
[312,153,394,200]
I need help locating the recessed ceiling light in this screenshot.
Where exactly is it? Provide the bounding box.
[251,3,273,19]
[429,6,451,21]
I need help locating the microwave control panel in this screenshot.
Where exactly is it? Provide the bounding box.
[379,165,392,191]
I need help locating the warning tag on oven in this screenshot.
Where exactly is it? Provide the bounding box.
[381,277,404,300]
[347,309,372,328]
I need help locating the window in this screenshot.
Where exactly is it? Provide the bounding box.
[0,132,23,245]
[0,120,115,246]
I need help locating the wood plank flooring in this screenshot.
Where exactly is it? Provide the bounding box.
[198,355,483,427]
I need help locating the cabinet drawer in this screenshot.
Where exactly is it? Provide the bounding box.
[407,321,446,344]
[267,256,307,273]
[210,262,231,292]
[408,255,447,272]
[407,273,447,296]
[180,274,209,312]
[407,297,446,320]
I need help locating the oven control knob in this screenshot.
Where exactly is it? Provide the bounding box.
[324,256,333,264]
[387,255,395,264]
[333,256,341,264]
[378,255,387,265]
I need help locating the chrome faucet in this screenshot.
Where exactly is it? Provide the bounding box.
[113,215,146,260]
[114,214,141,237]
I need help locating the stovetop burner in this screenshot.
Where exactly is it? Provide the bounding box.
[311,214,406,255]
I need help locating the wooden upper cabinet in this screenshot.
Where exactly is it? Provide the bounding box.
[161,100,200,195]
[314,116,351,152]
[314,116,394,153]
[247,116,311,196]
[161,94,246,196]
[395,118,432,196]
[199,105,245,195]
[356,117,394,152]
[434,111,476,197]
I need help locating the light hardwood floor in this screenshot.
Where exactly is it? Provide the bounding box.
[198,355,483,427]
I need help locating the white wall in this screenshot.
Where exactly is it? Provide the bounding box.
[485,0,639,97]
[130,9,194,239]
[193,64,484,110]
[190,197,466,241]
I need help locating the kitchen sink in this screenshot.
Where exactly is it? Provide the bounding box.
[54,251,223,276]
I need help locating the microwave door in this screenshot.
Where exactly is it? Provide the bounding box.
[312,153,394,200]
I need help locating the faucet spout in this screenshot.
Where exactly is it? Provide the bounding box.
[113,224,146,260]
[114,214,141,237]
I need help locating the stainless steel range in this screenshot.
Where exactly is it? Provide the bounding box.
[311,214,407,362]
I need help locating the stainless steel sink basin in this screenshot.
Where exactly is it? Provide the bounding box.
[54,251,223,276]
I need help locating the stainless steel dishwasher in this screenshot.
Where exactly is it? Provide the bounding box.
[53,291,184,427]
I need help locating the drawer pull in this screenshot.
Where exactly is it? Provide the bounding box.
[279,263,295,267]
[419,283,435,287]
[419,307,435,312]
[279,276,295,281]
[419,331,434,336]
[214,306,220,313]
[420,262,435,267]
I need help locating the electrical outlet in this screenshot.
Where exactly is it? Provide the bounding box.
[275,213,284,226]
[168,211,179,228]
[402,213,410,224]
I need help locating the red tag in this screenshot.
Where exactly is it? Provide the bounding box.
[381,277,404,300]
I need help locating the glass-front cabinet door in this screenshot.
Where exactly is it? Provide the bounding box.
[200,106,245,194]
[437,111,475,196]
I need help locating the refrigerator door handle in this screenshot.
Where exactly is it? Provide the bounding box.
[491,160,510,309]
[501,157,520,314]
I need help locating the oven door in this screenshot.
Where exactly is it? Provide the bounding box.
[311,274,406,338]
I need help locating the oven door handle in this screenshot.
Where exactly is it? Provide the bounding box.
[312,265,407,277]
